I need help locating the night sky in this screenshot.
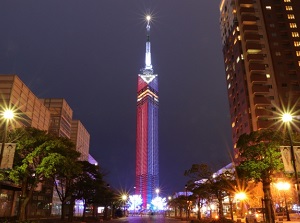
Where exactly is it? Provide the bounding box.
[0,1,232,196]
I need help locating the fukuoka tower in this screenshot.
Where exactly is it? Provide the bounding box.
[135,15,159,209]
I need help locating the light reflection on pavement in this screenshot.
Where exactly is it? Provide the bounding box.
[110,215,184,223]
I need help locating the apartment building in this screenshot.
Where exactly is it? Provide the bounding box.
[219,0,300,158]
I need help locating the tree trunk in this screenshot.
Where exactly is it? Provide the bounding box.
[197,200,201,220]
[229,195,234,221]
[218,192,224,218]
[82,200,87,220]
[68,197,75,222]
[19,196,30,221]
[262,180,275,223]
[61,200,67,220]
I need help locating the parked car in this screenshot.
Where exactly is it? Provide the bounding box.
[245,208,264,223]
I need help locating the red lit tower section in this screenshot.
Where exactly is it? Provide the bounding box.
[136,74,159,209]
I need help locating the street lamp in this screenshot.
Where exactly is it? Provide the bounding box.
[185,184,188,220]
[235,192,247,218]
[155,188,160,197]
[282,113,300,205]
[0,109,14,168]
[275,182,291,221]
[122,194,127,217]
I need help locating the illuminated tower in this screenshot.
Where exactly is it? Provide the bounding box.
[135,15,159,209]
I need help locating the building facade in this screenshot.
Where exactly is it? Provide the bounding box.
[0,75,52,217]
[0,75,92,217]
[71,120,90,161]
[135,18,159,209]
[40,98,73,138]
[219,0,300,159]
[0,75,50,131]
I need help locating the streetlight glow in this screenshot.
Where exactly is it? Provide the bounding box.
[3,109,14,120]
[122,194,127,201]
[282,113,292,123]
[235,192,247,200]
[146,15,151,22]
[276,182,291,190]
[276,181,291,221]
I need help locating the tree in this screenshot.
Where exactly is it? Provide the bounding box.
[236,129,284,223]
[49,151,81,221]
[185,163,236,219]
[72,161,106,221]
[7,127,80,221]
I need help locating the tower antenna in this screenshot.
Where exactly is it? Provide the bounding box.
[144,15,152,71]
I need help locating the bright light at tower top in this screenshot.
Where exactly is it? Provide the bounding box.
[146,15,151,22]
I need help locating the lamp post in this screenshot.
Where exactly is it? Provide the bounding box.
[155,188,160,198]
[282,113,300,205]
[185,184,188,220]
[0,109,14,168]
[276,182,291,221]
[235,192,247,218]
[122,194,127,217]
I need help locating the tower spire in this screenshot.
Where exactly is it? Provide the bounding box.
[144,15,152,71]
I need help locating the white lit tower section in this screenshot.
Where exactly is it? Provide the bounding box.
[135,15,159,209]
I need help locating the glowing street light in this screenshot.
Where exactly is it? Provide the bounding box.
[276,182,291,221]
[122,194,127,217]
[0,109,15,168]
[282,113,300,205]
[235,192,247,218]
[155,188,160,197]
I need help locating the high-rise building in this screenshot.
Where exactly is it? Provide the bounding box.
[0,75,50,131]
[40,98,73,138]
[135,17,159,209]
[71,120,90,161]
[219,0,300,159]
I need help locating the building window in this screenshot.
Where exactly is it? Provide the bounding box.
[287,14,295,19]
[295,41,300,47]
[298,61,300,67]
[284,0,291,2]
[274,42,279,46]
[275,52,281,56]
[272,33,277,37]
[296,51,300,56]
[266,6,272,10]
[285,6,293,11]
[266,74,271,78]
[290,23,297,28]
[270,24,275,27]
[292,32,299,37]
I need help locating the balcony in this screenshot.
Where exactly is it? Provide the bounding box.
[255,109,274,117]
[244,33,261,41]
[241,15,257,25]
[253,96,270,105]
[246,42,262,53]
[247,54,264,61]
[243,25,258,32]
[251,73,267,83]
[249,63,266,72]
[240,7,255,14]
[238,0,254,6]
[257,120,273,129]
[252,85,269,94]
